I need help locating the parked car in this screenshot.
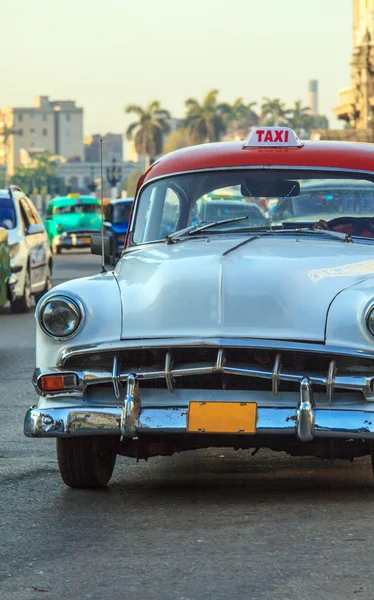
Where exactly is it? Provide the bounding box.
[198,199,267,226]
[103,198,133,252]
[0,186,52,313]
[25,127,374,487]
[44,194,102,254]
[0,227,17,308]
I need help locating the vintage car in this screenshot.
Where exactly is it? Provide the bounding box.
[0,227,17,308]
[24,126,374,488]
[44,194,102,254]
[103,198,134,252]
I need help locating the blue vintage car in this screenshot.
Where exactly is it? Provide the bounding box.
[103,198,133,251]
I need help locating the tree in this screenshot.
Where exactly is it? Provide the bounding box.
[12,152,59,195]
[164,127,195,154]
[260,98,290,126]
[286,100,312,135]
[125,101,171,169]
[225,98,259,139]
[184,89,231,144]
[123,169,144,197]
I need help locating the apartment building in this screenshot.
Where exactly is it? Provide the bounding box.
[0,95,84,174]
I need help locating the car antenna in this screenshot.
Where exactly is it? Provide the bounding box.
[100,138,107,274]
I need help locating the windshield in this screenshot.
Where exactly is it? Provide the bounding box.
[132,170,374,243]
[112,203,132,223]
[0,198,16,230]
[52,204,100,215]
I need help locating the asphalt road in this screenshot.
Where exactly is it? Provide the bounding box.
[1,251,374,600]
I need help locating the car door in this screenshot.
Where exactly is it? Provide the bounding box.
[19,197,47,291]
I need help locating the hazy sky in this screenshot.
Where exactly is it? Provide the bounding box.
[2,0,352,136]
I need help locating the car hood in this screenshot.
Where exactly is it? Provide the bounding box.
[50,213,102,232]
[115,236,374,342]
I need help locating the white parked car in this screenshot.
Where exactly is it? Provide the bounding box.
[24,127,374,488]
[0,186,52,312]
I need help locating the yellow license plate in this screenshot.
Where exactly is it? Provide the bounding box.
[80,237,90,244]
[187,402,257,434]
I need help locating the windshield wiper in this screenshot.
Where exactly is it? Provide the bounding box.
[256,227,354,243]
[165,216,248,244]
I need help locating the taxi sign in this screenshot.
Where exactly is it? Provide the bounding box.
[243,127,303,148]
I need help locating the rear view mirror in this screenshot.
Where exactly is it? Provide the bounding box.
[91,234,117,258]
[240,179,300,198]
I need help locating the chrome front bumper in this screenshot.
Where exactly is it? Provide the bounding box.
[24,374,374,441]
[24,404,374,440]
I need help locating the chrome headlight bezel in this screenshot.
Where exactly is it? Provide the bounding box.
[366,305,374,338]
[38,293,85,340]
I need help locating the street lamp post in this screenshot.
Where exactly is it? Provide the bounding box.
[106,158,122,201]
[87,166,97,197]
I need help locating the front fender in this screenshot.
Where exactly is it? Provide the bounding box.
[35,271,121,370]
[325,278,374,352]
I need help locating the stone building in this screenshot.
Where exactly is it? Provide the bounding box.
[334,0,374,131]
[0,95,84,175]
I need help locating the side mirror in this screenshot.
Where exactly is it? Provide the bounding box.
[91,233,117,258]
[27,223,45,235]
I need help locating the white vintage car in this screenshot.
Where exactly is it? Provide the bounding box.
[24,127,374,487]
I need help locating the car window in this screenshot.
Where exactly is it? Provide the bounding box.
[26,198,43,224]
[112,203,132,223]
[0,198,17,230]
[20,198,37,226]
[135,185,183,242]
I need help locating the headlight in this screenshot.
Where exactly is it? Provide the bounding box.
[367,307,374,336]
[39,295,83,339]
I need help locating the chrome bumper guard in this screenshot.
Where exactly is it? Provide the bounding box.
[25,373,374,441]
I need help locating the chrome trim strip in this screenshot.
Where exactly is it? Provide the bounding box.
[272,353,282,396]
[58,338,374,367]
[326,360,337,403]
[24,404,374,439]
[165,351,175,394]
[112,354,121,400]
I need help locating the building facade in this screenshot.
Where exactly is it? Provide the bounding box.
[334,0,374,129]
[84,133,123,163]
[0,96,84,174]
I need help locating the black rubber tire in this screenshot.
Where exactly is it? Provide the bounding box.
[56,436,117,488]
[10,269,32,314]
[34,267,52,304]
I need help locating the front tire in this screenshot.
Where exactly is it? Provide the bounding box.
[10,269,32,314]
[56,437,117,488]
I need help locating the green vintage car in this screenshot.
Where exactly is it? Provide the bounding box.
[44,194,102,255]
[0,227,17,308]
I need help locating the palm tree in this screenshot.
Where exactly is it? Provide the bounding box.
[226,98,259,139]
[184,89,231,144]
[260,98,290,126]
[287,100,312,135]
[125,101,171,169]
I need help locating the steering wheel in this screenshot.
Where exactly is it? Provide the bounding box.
[327,216,374,238]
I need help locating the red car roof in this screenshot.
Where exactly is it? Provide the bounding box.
[143,141,374,184]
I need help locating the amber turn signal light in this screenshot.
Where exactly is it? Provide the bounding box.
[39,374,77,391]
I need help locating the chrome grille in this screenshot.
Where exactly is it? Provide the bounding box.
[61,346,374,400]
